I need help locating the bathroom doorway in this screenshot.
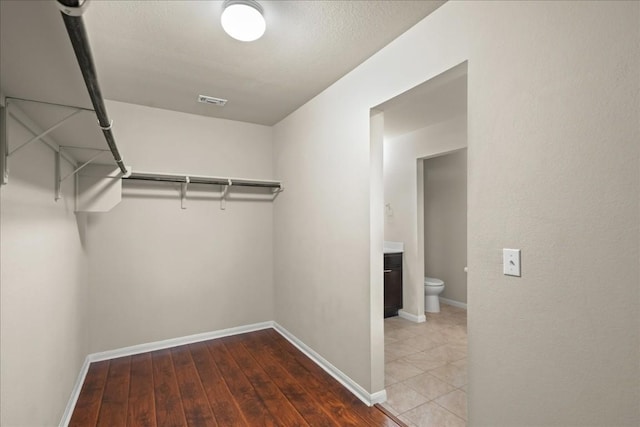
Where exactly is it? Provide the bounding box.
[373,62,468,425]
[421,149,468,312]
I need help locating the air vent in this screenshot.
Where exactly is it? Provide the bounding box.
[198,95,228,106]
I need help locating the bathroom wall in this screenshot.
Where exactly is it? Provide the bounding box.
[424,149,467,305]
[385,116,467,316]
[86,101,275,353]
[274,1,639,424]
[0,105,89,426]
[369,110,386,392]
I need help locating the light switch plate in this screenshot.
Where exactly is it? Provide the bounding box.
[503,248,521,277]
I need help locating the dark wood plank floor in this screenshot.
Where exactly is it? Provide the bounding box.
[70,328,404,427]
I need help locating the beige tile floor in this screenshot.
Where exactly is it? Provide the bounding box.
[381,304,467,427]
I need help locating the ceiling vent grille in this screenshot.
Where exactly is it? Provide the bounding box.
[198,95,228,106]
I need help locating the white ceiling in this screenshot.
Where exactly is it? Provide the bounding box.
[377,62,467,140]
[1,0,445,127]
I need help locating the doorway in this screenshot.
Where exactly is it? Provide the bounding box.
[372,62,468,425]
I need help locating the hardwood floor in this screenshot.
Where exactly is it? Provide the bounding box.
[70,328,404,427]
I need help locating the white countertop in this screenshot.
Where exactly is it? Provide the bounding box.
[383,241,404,254]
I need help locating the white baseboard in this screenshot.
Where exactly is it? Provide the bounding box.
[439,297,467,310]
[59,356,91,427]
[369,389,388,405]
[398,309,426,323]
[61,321,386,425]
[59,321,272,426]
[273,322,386,406]
[88,321,273,362]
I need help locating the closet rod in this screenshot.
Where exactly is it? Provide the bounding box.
[125,172,283,189]
[56,0,127,175]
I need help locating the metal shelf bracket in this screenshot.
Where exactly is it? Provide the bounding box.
[1,100,84,186]
[1,106,8,185]
[181,176,190,210]
[56,0,91,17]
[221,178,232,210]
[8,109,82,159]
[55,145,109,201]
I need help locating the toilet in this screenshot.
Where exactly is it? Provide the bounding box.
[424,277,445,313]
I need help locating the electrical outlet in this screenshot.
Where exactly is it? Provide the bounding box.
[503,248,521,277]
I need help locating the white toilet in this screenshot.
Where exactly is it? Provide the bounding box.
[424,277,445,313]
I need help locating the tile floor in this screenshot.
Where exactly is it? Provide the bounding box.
[381,304,467,427]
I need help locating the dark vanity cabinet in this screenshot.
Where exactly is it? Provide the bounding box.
[384,253,403,318]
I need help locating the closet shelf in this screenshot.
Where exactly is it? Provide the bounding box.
[124,171,282,190]
[2,1,284,212]
[122,170,283,211]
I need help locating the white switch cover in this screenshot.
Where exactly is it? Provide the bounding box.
[503,248,521,277]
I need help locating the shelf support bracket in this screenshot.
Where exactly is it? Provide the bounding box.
[220,178,232,210]
[56,145,109,201]
[3,105,82,190]
[271,183,284,200]
[55,150,61,200]
[8,109,82,158]
[1,106,8,185]
[181,176,190,210]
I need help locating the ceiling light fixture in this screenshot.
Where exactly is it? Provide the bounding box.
[221,0,266,42]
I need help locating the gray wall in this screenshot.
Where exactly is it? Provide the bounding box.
[274,1,639,424]
[86,101,275,353]
[1,100,276,425]
[424,150,467,304]
[0,106,89,426]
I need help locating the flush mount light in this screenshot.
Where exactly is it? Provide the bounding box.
[221,0,266,42]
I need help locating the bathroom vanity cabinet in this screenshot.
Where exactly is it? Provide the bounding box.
[384,253,403,318]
